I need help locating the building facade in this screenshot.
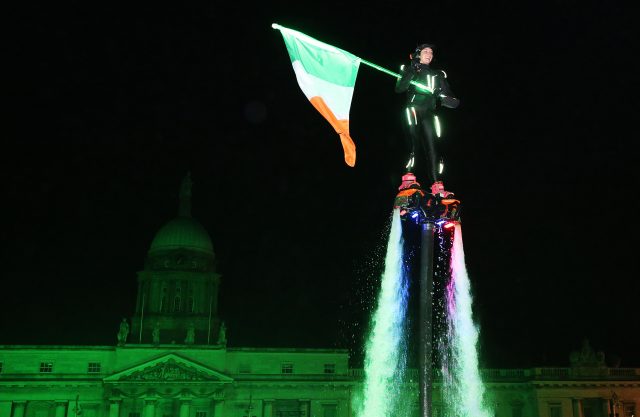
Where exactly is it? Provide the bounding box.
[1,175,638,417]
[0,345,352,417]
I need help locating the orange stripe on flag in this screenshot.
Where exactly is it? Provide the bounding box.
[309,96,356,167]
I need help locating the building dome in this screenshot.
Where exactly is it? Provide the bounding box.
[148,216,214,255]
[147,172,214,257]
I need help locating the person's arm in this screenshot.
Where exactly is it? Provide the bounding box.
[437,71,460,109]
[395,63,415,93]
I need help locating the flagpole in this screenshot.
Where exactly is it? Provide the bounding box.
[272,24,433,93]
[354,58,434,92]
[358,59,399,79]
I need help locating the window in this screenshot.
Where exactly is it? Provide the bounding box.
[174,285,182,312]
[0,362,3,373]
[39,362,53,373]
[281,363,293,374]
[188,297,195,313]
[241,405,256,417]
[195,412,207,417]
[549,403,562,417]
[583,398,600,417]
[160,287,167,312]
[88,362,101,373]
[274,400,301,417]
[511,404,522,417]
[324,363,336,374]
[623,403,636,417]
[322,404,337,417]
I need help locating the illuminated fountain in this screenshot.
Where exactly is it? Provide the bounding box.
[355,177,493,417]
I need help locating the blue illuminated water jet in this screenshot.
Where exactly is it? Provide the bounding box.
[356,218,492,417]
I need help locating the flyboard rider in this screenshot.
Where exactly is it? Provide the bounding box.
[395,43,459,194]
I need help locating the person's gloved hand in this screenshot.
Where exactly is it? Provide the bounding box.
[439,95,460,109]
[400,62,415,74]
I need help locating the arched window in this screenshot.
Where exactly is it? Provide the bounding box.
[174,285,182,312]
[187,286,195,313]
[160,287,168,313]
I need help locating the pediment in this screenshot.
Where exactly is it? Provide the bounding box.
[104,353,233,383]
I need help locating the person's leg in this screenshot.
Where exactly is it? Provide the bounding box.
[404,106,419,171]
[418,109,439,184]
[432,114,445,180]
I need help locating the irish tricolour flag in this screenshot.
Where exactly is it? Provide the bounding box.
[273,23,361,167]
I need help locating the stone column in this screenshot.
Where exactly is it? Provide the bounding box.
[604,398,613,417]
[109,400,121,417]
[213,401,226,417]
[55,401,68,417]
[0,401,13,417]
[11,402,26,417]
[179,399,191,417]
[144,398,157,417]
[572,399,583,417]
[263,401,273,417]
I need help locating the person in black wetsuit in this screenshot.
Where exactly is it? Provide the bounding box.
[395,43,460,187]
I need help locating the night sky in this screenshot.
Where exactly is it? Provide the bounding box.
[3,2,638,369]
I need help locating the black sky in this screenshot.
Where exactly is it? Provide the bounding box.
[3,2,638,369]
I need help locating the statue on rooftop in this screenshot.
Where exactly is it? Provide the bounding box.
[179,172,192,217]
[152,321,161,345]
[570,338,605,367]
[217,321,227,345]
[185,322,195,345]
[117,318,129,346]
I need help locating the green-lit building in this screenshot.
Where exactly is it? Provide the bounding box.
[1,175,638,417]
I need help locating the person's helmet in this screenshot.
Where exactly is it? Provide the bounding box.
[410,43,436,61]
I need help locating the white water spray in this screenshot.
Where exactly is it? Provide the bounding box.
[357,209,409,417]
[442,223,492,417]
[356,215,492,417]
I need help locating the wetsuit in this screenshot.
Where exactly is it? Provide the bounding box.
[395,61,459,184]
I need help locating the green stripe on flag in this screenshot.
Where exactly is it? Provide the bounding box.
[276,25,360,87]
